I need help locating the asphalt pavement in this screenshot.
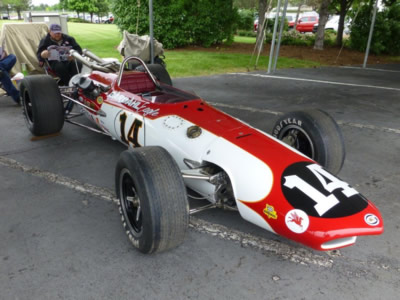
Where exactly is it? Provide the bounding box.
[1,64,399,299]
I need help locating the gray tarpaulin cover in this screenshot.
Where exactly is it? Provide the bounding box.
[0,23,48,75]
[117,30,164,62]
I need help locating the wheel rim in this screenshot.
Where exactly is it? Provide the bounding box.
[119,169,143,236]
[279,125,315,159]
[22,90,34,125]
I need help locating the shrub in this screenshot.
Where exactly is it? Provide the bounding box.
[68,17,91,23]
[349,2,400,55]
[237,9,255,31]
[265,18,289,33]
[112,0,238,49]
[236,29,257,37]
[265,31,336,47]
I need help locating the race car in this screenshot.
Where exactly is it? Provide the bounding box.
[19,50,384,254]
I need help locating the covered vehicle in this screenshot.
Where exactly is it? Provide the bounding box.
[19,50,384,254]
[0,23,48,74]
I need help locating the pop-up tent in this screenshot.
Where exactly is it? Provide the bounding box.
[0,22,48,75]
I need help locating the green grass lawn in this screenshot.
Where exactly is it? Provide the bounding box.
[68,23,123,59]
[1,20,320,77]
[165,50,319,77]
[233,36,257,44]
[68,23,321,77]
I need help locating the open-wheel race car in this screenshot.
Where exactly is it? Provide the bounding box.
[19,50,384,254]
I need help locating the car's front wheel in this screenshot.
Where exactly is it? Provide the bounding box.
[115,147,189,254]
[272,109,345,175]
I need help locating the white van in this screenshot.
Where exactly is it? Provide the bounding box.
[313,15,350,34]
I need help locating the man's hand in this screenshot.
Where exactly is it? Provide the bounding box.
[40,50,49,59]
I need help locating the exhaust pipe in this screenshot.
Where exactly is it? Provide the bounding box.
[69,49,114,73]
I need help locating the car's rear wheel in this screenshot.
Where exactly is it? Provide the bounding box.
[272,109,345,175]
[115,147,189,254]
[20,75,64,136]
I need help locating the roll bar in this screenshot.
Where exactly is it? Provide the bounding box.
[117,56,161,90]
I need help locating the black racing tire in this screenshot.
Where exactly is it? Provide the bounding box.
[20,75,64,136]
[115,147,189,254]
[272,109,345,175]
[146,64,173,86]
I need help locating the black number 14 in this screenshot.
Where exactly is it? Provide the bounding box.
[119,113,143,147]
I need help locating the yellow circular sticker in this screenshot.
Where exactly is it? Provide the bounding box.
[97,96,104,105]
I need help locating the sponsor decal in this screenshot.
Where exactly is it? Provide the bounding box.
[263,204,278,219]
[285,209,309,234]
[96,96,104,105]
[272,118,302,137]
[110,91,159,117]
[364,213,379,226]
[281,162,368,218]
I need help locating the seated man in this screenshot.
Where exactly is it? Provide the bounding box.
[0,50,20,104]
[37,24,83,86]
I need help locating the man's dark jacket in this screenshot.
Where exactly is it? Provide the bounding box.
[37,33,82,64]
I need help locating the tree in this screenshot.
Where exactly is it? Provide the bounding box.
[329,0,354,46]
[95,0,110,18]
[234,0,258,8]
[349,2,400,55]
[314,0,333,50]
[256,0,268,51]
[381,0,397,5]
[86,0,99,22]
[68,0,91,18]
[8,0,31,20]
[60,0,69,10]
[293,0,305,31]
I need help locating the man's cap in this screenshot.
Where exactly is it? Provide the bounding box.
[49,23,62,33]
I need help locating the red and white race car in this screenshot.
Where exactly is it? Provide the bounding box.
[20,51,384,254]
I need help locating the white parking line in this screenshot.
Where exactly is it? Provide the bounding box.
[341,66,400,73]
[337,121,400,135]
[210,102,400,135]
[230,73,400,92]
[0,155,335,268]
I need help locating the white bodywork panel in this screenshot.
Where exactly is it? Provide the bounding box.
[144,115,275,232]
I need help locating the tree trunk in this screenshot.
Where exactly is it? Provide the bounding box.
[256,0,268,51]
[294,1,304,31]
[314,0,333,50]
[336,0,353,46]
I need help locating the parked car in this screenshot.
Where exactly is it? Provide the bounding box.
[312,15,351,34]
[255,13,296,32]
[289,11,319,30]
[295,15,319,33]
